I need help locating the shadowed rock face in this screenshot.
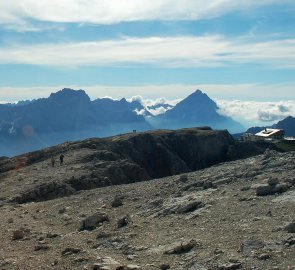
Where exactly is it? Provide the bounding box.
[0,127,278,203]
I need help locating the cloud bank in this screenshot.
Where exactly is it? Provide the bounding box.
[1,0,295,31]
[129,95,295,126]
[130,95,295,126]
[217,100,295,126]
[0,36,295,68]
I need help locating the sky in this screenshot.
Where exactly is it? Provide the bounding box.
[0,0,295,126]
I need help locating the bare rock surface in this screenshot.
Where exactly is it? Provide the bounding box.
[0,128,276,204]
[0,129,294,269]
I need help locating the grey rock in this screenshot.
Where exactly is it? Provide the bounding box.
[273,183,290,194]
[203,181,215,189]
[256,253,271,260]
[241,239,265,253]
[267,178,279,186]
[218,262,241,270]
[34,244,50,251]
[111,195,124,208]
[116,265,141,270]
[12,229,24,240]
[164,239,196,254]
[117,215,131,228]
[61,247,81,256]
[160,263,170,270]
[284,221,295,233]
[185,261,208,270]
[80,212,109,231]
[177,200,204,214]
[179,175,188,183]
[256,185,274,196]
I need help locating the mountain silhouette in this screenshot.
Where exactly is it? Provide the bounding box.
[0,88,245,157]
[276,116,295,136]
[0,88,150,156]
[152,90,242,132]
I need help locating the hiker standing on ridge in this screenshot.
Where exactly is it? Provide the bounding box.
[59,154,64,165]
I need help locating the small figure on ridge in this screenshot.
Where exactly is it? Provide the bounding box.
[59,154,64,165]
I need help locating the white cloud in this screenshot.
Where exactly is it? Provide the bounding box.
[217,100,295,127]
[0,0,294,30]
[133,108,146,116]
[128,95,179,115]
[0,36,295,68]
[147,106,172,116]
[128,96,179,107]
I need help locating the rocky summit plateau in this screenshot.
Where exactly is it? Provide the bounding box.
[0,127,294,270]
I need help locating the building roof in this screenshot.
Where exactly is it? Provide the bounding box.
[255,128,284,138]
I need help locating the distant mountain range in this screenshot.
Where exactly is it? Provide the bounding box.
[246,116,295,137]
[1,88,243,156]
[0,89,149,156]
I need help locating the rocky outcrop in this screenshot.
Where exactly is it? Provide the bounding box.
[255,179,291,196]
[2,127,281,203]
[12,181,75,203]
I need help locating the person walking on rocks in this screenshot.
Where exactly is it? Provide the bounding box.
[51,156,55,167]
[59,154,64,165]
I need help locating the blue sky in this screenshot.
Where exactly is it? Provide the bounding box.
[0,0,294,107]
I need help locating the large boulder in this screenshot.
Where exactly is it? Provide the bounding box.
[256,185,275,196]
[284,221,295,233]
[80,212,109,231]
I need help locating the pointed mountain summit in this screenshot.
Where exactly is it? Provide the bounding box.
[178,89,216,107]
[155,89,242,132]
[163,90,218,120]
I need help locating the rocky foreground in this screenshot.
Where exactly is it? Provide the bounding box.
[0,129,294,270]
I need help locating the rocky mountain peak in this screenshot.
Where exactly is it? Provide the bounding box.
[48,88,91,104]
[181,89,217,108]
